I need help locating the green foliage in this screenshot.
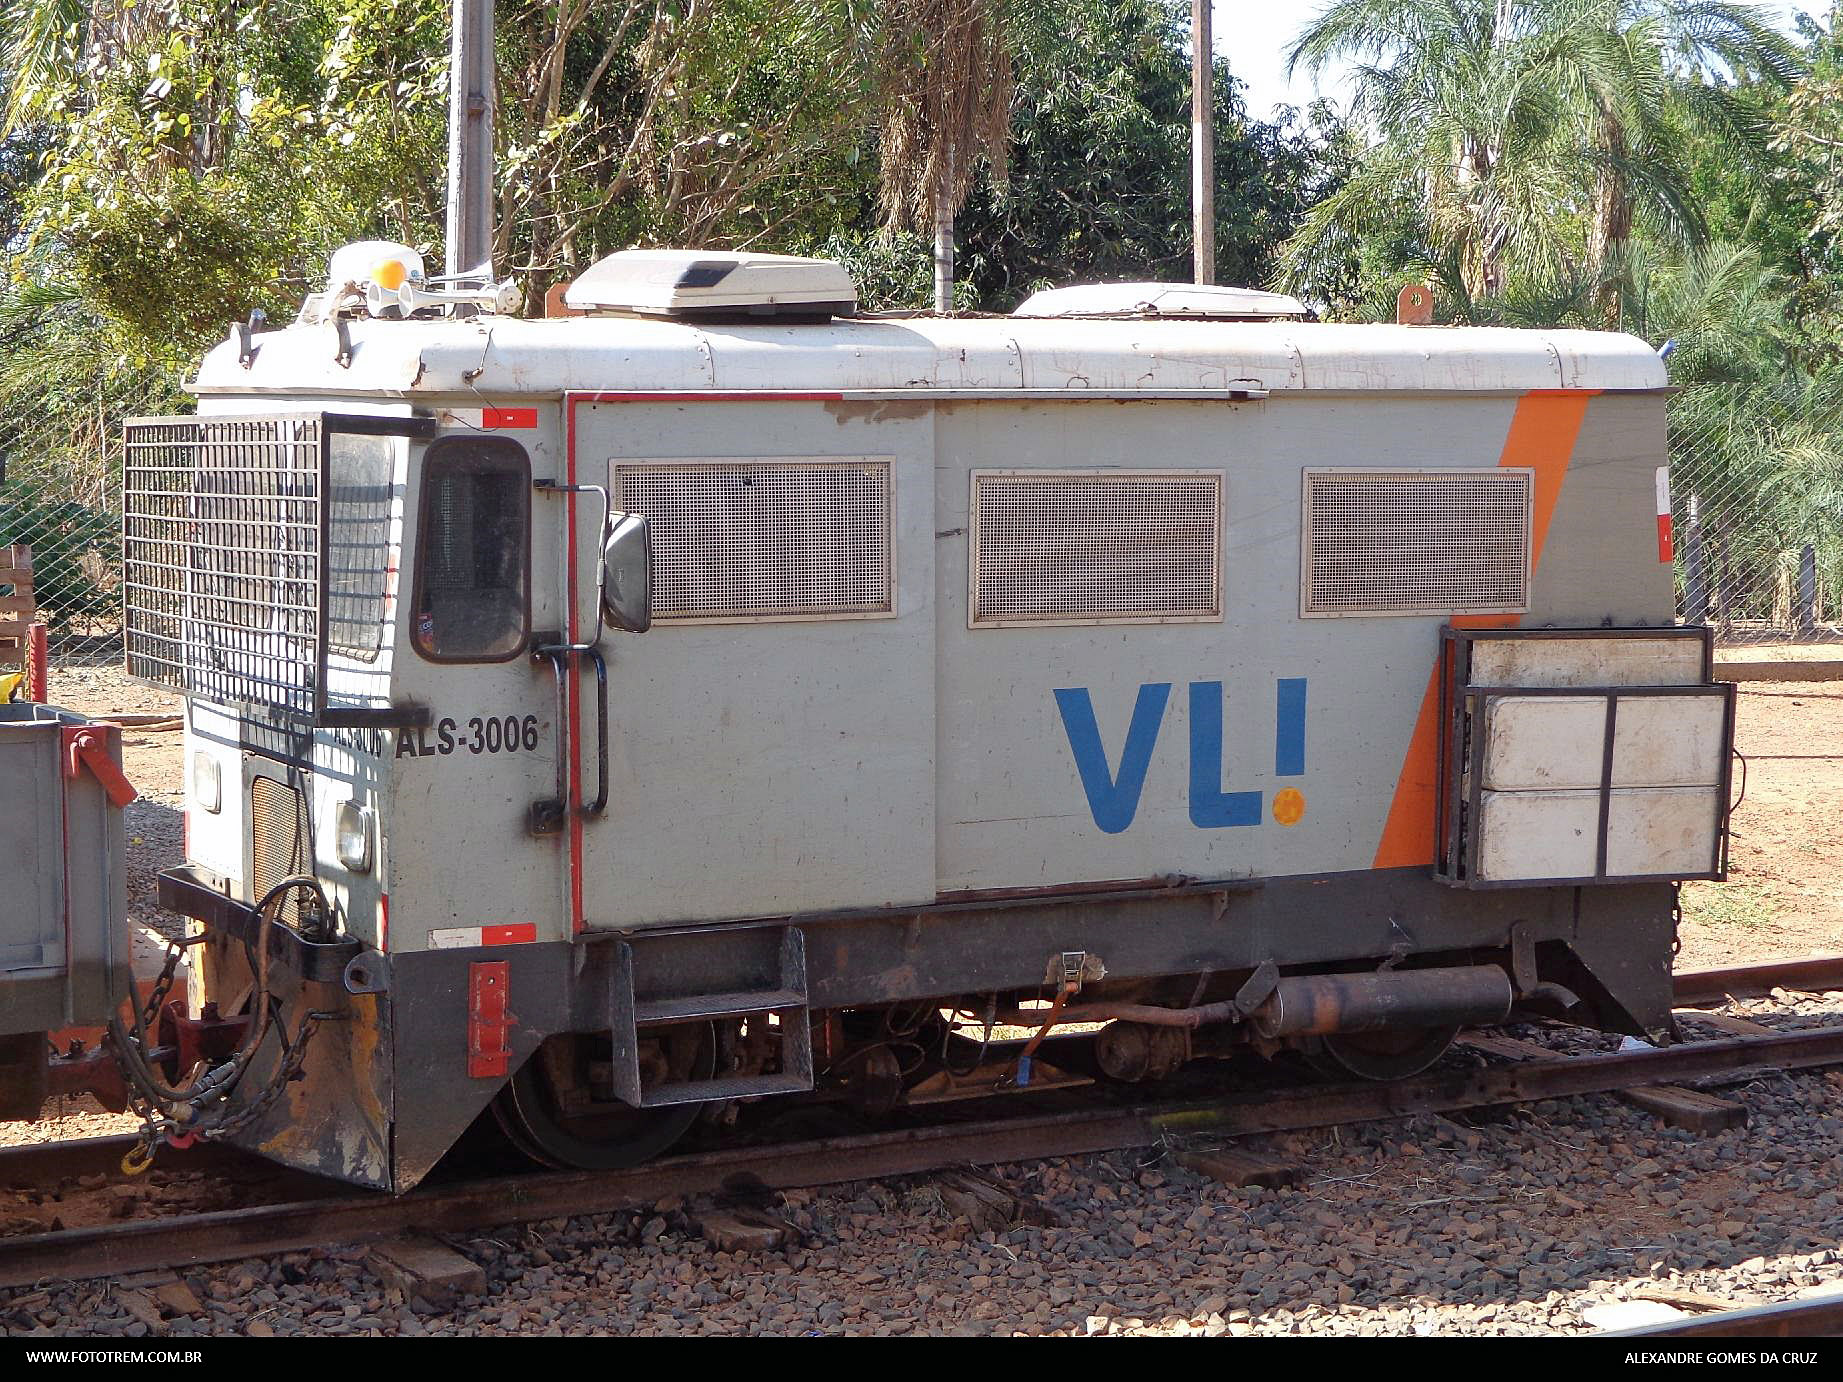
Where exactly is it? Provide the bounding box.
[1280,0,1804,322]
[0,282,183,631]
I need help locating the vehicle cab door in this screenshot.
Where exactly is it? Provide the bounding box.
[383,417,569,952]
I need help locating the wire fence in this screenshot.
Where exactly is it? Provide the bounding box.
[2,380,1840,672]
[1670,381,1843,647]
[0,444,122,668]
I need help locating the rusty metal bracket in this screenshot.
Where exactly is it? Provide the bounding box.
[61,725,137,807]
[1231,959,1280,1019]
[1044,951,1104,991]
[1510,924,1539,996]
[467,962,516,1079]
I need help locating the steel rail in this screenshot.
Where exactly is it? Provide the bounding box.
[1671,955,1843,1007]
[1601,1293,1843,1338]
[5,1022,1843,1290]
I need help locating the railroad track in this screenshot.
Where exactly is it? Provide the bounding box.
[1603,1293,1843,1339]
[3,955,1842,1298]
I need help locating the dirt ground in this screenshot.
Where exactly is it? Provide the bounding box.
[1677,681,1843,967]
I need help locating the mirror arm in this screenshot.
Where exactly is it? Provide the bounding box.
[533,478,610,654]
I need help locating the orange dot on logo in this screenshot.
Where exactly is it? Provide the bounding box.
[1272,787,1306,826]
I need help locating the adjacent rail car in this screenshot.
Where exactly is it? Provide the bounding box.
[116,248,1733,1190]
[0,704,134,1119]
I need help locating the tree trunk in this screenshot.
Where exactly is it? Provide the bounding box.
[933,145,956,313]
[1589,104,1632,330]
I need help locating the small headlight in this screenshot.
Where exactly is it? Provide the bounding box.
[192,752,221,814]
[335,800,374,873]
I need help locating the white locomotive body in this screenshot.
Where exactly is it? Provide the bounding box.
[120,252,1731,1189]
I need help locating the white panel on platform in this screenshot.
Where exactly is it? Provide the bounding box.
[1481,697,1607,791]
[1606,787,1722,876]
[1609,696,1726,788]
[1468,635,1703,688]
[1476,789,1599,880]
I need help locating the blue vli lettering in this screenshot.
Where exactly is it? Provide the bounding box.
[1055,678,1307,834]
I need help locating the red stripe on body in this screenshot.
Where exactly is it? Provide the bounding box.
[483,406,540,429]
[482,923,538,945]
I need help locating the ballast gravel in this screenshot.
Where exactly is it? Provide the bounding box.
[4,993,1842,1338]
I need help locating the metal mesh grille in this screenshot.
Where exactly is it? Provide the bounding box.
[969,470,1222,626]
[123,416,324,716]
[614,460,891,621]
[1302,469,1532,616]
[249,776,309,915]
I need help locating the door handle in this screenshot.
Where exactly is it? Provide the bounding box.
[528,647,569,836]
[583,647,609,817]
[527,646,609,834]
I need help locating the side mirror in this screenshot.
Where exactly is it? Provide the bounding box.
[600,511,653,633]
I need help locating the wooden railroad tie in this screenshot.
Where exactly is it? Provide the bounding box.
[1175,1147,1305,1190]
[1455,1030,1748,1134]
[1674,1009,1777,1039]
[368,1234,488,1305]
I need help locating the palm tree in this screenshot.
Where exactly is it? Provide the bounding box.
[874,0,1023,311]
[1281,0,1801,322]
[1,2,157,135]
[1548,0,1800,323]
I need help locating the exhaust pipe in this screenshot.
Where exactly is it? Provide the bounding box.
[1251,965,1514,1039]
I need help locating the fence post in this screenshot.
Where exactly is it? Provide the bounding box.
[27,623,47,704]
[1713,533,1732,638]
[1683,495,1706,625]
[1799,543,1818,638]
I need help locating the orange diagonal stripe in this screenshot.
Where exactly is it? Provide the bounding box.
[1370,390,1595,869]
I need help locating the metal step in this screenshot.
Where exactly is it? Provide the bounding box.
[638,1073,815,1108]
[607,926,815,1108]
[634,987,808,1025]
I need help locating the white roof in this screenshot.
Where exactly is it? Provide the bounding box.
[193,312,1667,398]
[1013,281,1308,319]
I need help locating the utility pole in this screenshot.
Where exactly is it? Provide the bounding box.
[447,0,496,281]
[1191,0,1214,285]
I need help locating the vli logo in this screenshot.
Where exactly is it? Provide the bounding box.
[1053,678,1307,834]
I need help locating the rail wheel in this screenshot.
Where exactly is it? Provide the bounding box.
[492,1024,714,1170]
[1306,1024,1459,1081]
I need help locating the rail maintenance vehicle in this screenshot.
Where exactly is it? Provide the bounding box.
[9,244,1733,1191]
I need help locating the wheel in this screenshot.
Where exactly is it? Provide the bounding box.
[491,1025,714,1170]
[1305,1024,1460,1081]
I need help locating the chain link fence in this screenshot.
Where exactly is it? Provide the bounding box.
[0,445,123,668]
[3,380,1840,672]
[1669,381,1843,646]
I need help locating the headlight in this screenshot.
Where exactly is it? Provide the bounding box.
[192,752,221,814]
[335,800,374,873]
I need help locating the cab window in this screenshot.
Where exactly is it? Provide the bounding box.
[412,437,530,662]
[326,432,395,661]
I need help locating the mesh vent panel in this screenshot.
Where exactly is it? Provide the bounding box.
[249,776,310,922]
[970,470,1222,626]
[1302,469,1532,616]
[615,460,891,621]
